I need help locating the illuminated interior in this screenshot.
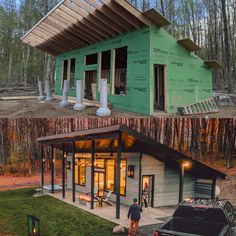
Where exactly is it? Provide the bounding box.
[75,159,86,186]
[74,155,127,196]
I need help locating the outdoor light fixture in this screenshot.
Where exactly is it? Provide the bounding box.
[67,161,71,170]
[28,215,40,236]
[182,161,190,168]
[128,165,135,178]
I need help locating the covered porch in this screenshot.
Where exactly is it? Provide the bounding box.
[45,189,175,227]
[37,125,226,220]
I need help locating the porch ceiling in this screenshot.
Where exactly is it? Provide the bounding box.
[38,125,226,180]
[21,0,157,56]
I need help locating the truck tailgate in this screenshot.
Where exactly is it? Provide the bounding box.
[159,217,226,236]
[156,228,202,236]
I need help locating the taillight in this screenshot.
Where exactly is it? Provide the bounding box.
[154,232,159,236]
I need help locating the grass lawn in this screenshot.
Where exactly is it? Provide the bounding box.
[0,188,126,236]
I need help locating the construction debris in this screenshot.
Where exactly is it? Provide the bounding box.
[0,82,38,97]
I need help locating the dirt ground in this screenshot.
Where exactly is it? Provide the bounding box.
[0,98,142,118]
[0,98,235,118]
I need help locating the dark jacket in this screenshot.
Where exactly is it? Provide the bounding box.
[127,203,143,221]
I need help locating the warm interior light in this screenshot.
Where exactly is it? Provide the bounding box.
[182,162,190,168]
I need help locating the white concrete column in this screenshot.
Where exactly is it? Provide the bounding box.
[74,80,86,111]
[59,80,70,107]
[38,80,45,101]
[96,79,111,117]
[45,79,53,101]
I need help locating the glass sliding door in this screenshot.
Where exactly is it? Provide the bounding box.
[94,171,105,197]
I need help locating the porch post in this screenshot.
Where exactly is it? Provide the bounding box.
[211,178,216,199]
[51,145,54,194]
[179,164,184,203]
[138,153,142,205]
[72,142,76,202]
[116,132,122,219]
[62,144,65,198]
[41,145,44,194]
[91,140,95,209]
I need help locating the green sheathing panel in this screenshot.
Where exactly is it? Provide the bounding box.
[55,27,151,115]
[150,24,212,114]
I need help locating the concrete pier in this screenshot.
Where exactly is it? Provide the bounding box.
[96,79,111,117]
[59,80,70,107]
[74,80,86,111]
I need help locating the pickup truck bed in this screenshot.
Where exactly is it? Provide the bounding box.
[159,217,228,236]
[155,199,236,236]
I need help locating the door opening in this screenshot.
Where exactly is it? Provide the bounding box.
[94,171,105,197]
[84,70,97,100]
[154,65,165,111]
[142,175,154,208]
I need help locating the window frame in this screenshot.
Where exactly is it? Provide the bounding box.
[61,58,76,90]
[85,53,98,66]
[112,46,128,96]
[75,158,86,187]
[104,159,127,197]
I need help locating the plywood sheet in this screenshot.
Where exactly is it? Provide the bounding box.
[205,60,224,69]
[178,38,201,51]
[143,9,171,27]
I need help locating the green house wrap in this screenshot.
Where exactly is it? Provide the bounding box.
[21,0,222,115]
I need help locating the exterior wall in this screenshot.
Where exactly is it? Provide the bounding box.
[142,154,196,207]
[109,155,140,206]
[66,153,196,207]
[55,27,151,115]
[150,24,213,114]
[55,25,213,115]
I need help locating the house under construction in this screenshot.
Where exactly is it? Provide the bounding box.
[21,0,223,115]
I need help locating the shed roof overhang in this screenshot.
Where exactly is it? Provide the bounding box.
[143,9,171,27]
[177,38,201,51]
[38,125,226,180]
[205,60,224,70]
[21,0,157,56]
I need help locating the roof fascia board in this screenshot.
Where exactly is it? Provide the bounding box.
[21,0,66,41]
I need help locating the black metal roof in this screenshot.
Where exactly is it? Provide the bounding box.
[38,125,226,180]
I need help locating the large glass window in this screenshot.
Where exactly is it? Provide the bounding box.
[104,159,126,196]
[113,46,127,95]
[120,160,127,195]
[75,159,79,185]
[75,159,86,186]
[106,160,115,192]
[94,159,105,169]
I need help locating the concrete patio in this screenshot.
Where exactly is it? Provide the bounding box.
[45,190,175,228]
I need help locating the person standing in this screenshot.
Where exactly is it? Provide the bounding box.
[142,182,149,208]
[127,198,143,236]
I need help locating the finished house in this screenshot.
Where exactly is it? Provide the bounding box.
[38,125,226,219]
[22,0,223,114]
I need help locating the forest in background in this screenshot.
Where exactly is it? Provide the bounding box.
[0,117,235,175]
[0,0,236,92]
